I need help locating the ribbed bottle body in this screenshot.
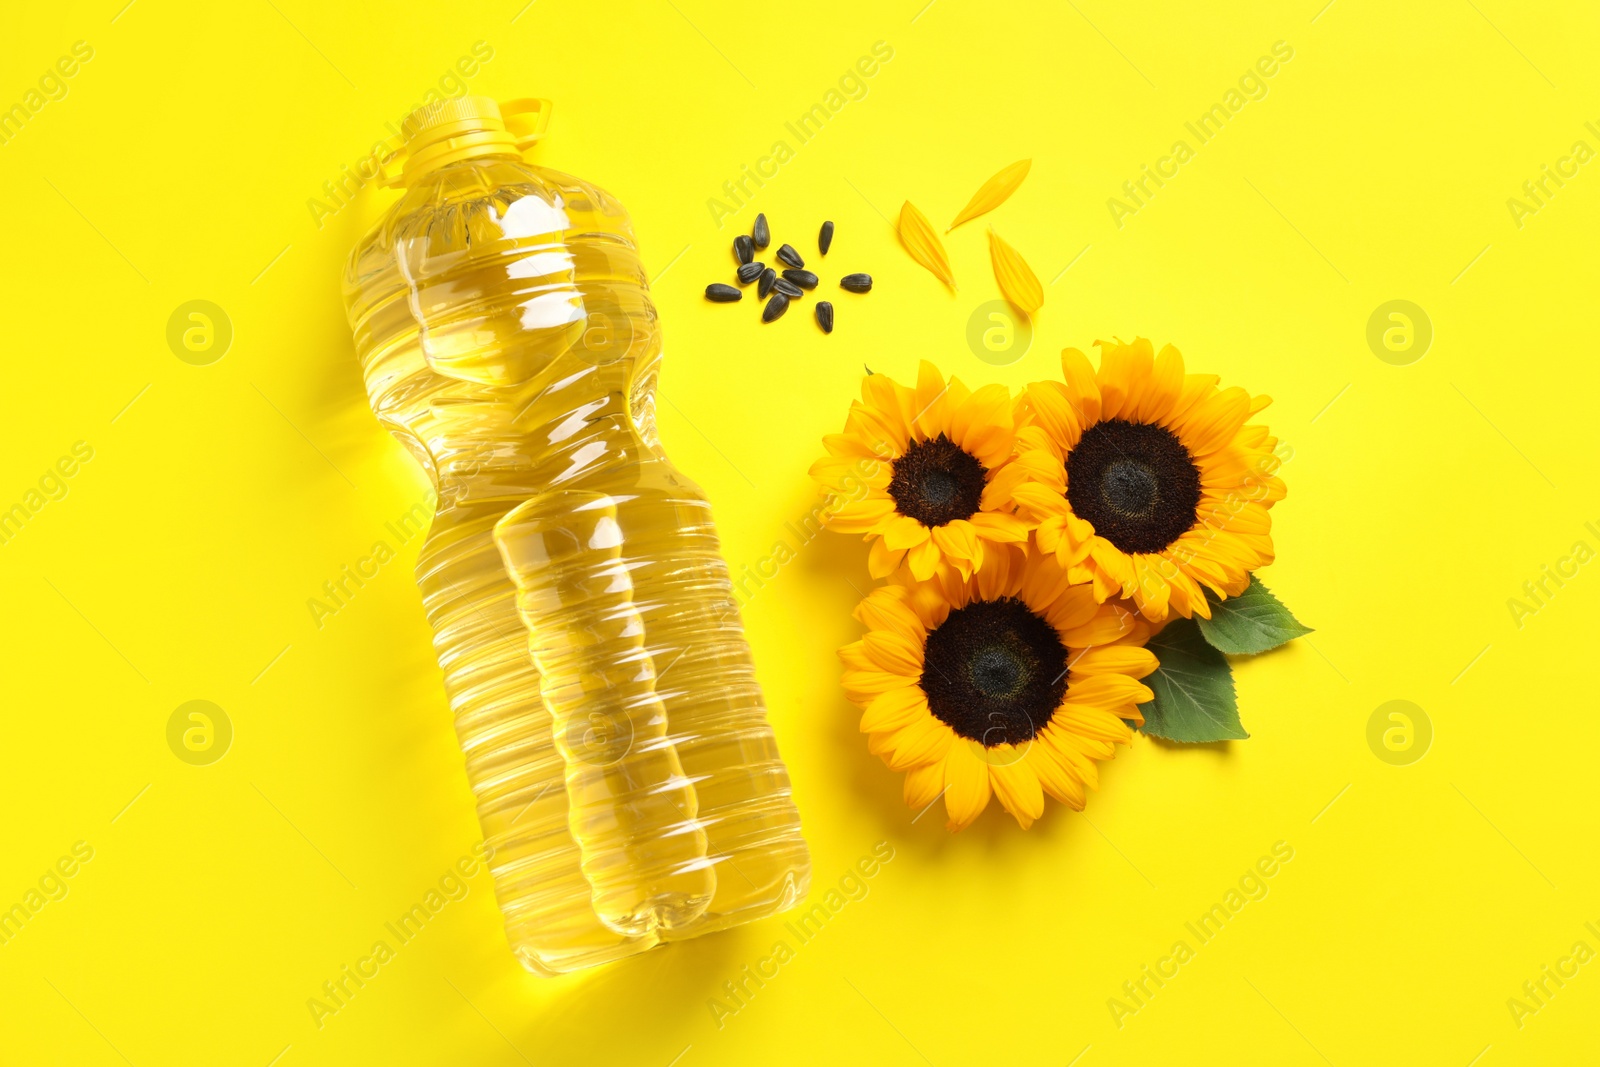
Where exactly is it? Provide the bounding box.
[343,155,808,974]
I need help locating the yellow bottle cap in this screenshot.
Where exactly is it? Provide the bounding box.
[389,96,552,187]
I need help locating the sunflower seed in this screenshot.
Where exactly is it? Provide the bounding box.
[840,273,873,293]
[776,243,804,269]
[782,269,818,290]
[734,234,754,265]
[752,213,770,250]
[818,220,834,255]
[773,277,803,299]
[815,300,834,333]
[757,267,777,297]
[737,261,765,285]
[705,283,742,302]
[762,293,790,322]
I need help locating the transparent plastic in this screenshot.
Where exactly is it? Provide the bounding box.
[342,149,809,974]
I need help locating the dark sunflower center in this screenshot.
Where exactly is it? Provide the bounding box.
[1066,419,1202,554]
[920,597,1068,747]
[888,434,987,528]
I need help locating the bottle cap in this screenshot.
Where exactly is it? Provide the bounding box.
[389,96,551,187]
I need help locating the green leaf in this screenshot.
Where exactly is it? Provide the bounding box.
[1195,574,1311,655]
[1135,618,1248,743]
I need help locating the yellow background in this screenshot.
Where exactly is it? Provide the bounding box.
[3,0,1597,1063]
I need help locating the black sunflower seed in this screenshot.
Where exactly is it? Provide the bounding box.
[752,213,770,250]
[737,261,764,285]
[705,283,742,302]
[818,220,834,255]
[816,301,834,333]
[773,277,803,299]
[776,243,804,269]
[840,273,873,293]
[757,267,777,297]
[763,293,790,322]
[734,235,754,265]
[782,269,818,290]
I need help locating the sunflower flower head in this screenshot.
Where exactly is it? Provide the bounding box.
[838,543,1157,831]
[1003,338,1285,622]
[810,361,1030,581]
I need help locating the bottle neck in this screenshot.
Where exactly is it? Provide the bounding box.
[403,139,521,187]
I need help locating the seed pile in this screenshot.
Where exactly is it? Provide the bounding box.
[704,212,872,332]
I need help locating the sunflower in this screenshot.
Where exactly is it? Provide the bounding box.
[838,544,1156,831]
[810,362,1030,581]
[1004,338,1284,622]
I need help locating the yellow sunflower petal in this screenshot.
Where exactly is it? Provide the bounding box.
[1070,645,1159,679]
[903,580,951,630]
[883,514,931,551]
[1095,337,1153,420]
[808,455,858,481]
[1034,515,1067,555]
[1056,600,1136,647]
[826,497,895,533]
[1011,481,1070,520]
[1054,704,1136,744]
[843,405,905,458]
[913,360,953,440]
[1132,557,1175,618]
[860,684,928,733]
[1179,387,1252,457]
[903,760,946,812]
[974,545,1016,601]
[1041,728,1102,789]
[949,383,1013,465]
[981,466,1030,510]
[968,510,1030,542]
[1167,372,1221,428]
[854,590,925,644]
[1135,343,1186,423]
[906,536,941,581]
[942,744,993,831]
[1014,424,1062,461]
[1019,551,1072,610]
[1059,348,1102,426]
[1045,584,1101,633]
[1046,524,1095,569]
[863,631,923,675]
[1022,381,1083,449]
[1026,743,1086,809]
[1064,673,1154,710]
[886,716,955,771]
[867,536,907,579]
[841,669,910,700]
[960,426,1015,472]
[990,755,1045,828]
[861,373,914,445]
[1163,568,1209,620]
[931,520,981,564]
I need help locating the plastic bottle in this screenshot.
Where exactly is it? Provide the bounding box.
[342,96,810,974]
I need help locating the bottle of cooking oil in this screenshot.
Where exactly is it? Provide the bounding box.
[342,96,810,974]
